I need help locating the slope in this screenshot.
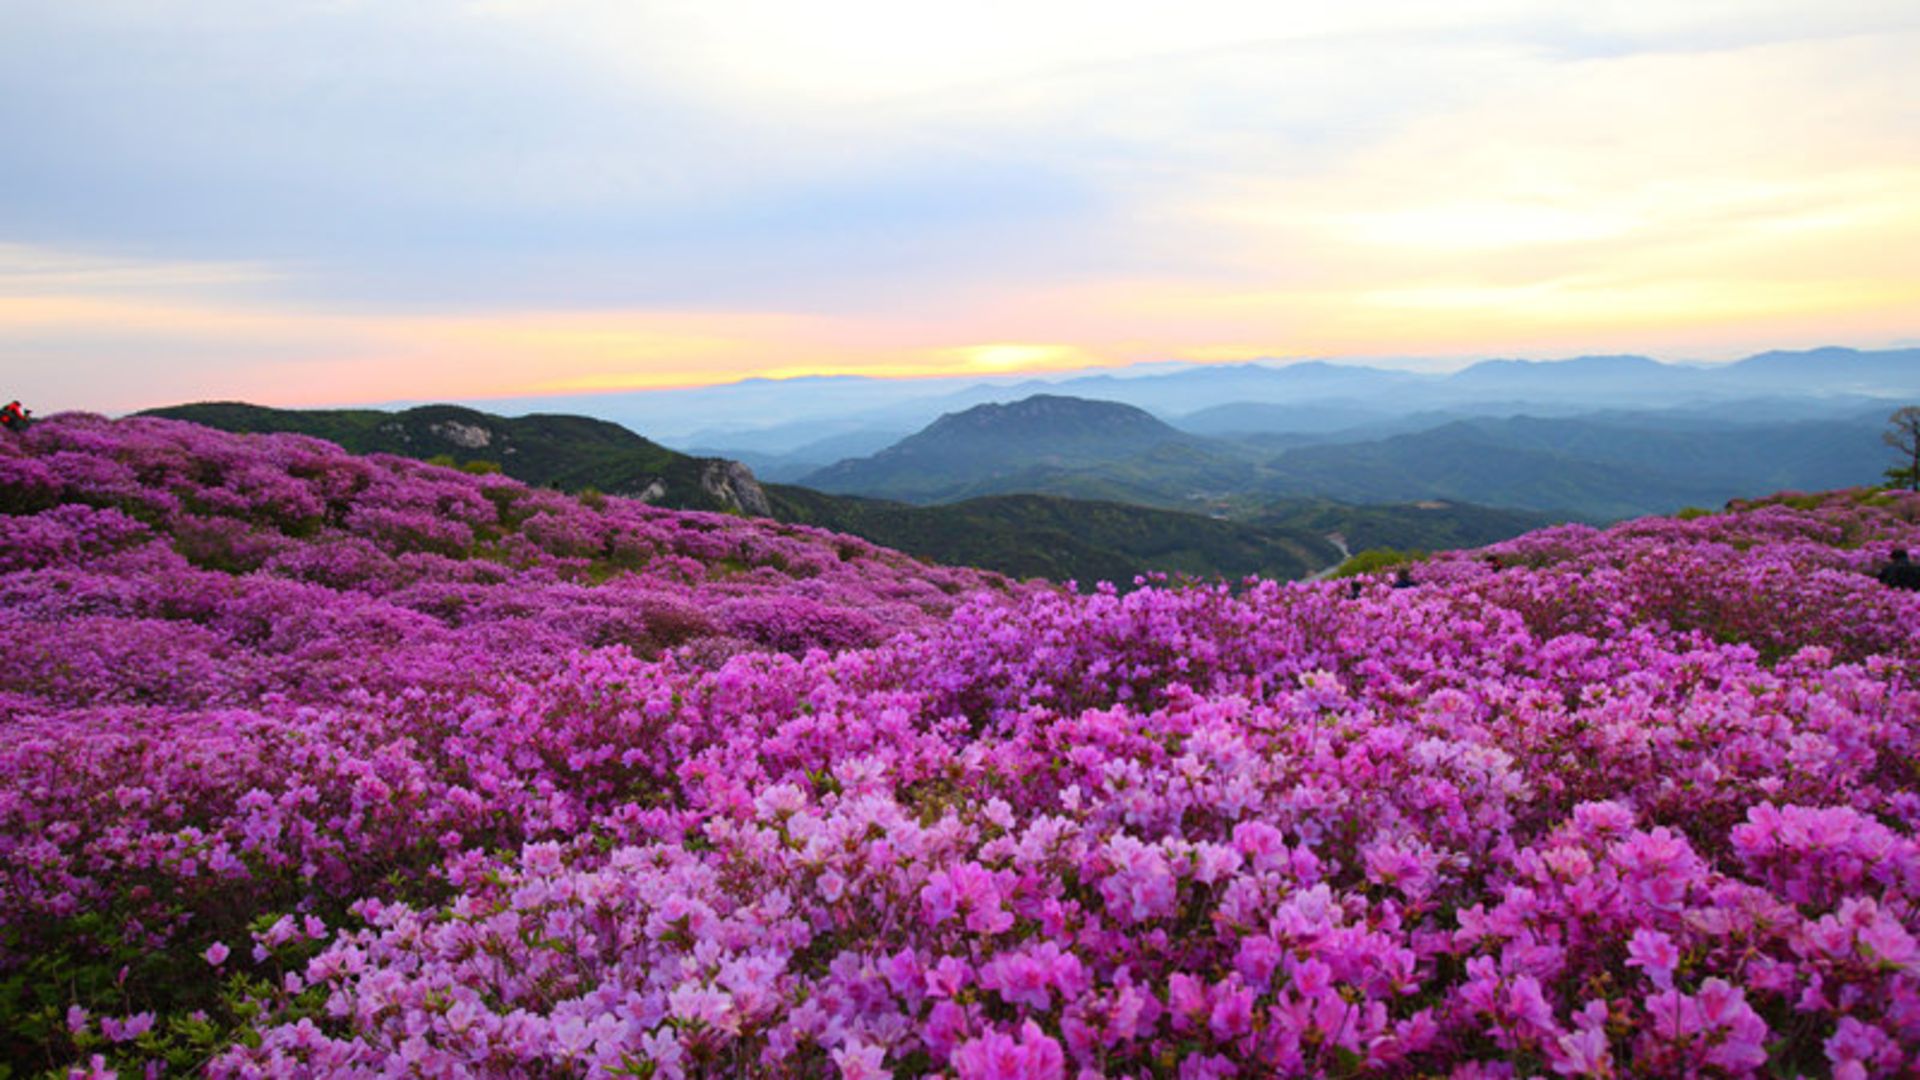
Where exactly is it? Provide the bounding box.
[140,401,772,516]
[1261,414,1887,518]
[802,395,1203,502]
[135,401,1559,585]
[764,487,1340,585]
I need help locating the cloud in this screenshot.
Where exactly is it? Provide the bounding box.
[0,244,273,296]
[0,1,1118,309]
[1,1,1916,408]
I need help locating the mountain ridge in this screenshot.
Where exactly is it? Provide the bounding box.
[140,401,776,516]
[492,345,1920,445]
[802,391,1898,521]
[137,400,1551,586]
[802,395,1200,502]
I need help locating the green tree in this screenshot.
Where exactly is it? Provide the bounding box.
[1885,406,1920,491]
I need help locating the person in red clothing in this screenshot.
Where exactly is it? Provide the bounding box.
[0,401,27,433]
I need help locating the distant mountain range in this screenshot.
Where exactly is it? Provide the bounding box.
[140,401,1548,586]
[459,346,1920,454]
[798,392,1898,520]
[1258,414,1885,518]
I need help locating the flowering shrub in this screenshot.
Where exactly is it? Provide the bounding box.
[5,417,1920,1076]
[0,415,1008,1074]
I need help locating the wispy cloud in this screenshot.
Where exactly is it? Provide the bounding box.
[0,244,274,297]
[2,1,1916,411]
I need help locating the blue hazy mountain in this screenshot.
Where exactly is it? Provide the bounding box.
[803,391,1898,521]
[551,346,1920,450]
[1256,413,1886,519]
[803,395,1205,502]
[390,344,1913,522]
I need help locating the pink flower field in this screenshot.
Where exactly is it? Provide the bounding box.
[5,414,1920,1078]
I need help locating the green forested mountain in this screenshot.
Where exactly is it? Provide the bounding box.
[803,393,1894,521]
[141,401,772,515]
[1251,497,1555,554]
[139,400,1558,587]
[133,402,1337,583]
[803,395,1206,502]
[762,489,1554,586]
[764,488,1339,584]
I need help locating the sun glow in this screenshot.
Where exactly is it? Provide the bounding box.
[4,4,1917,412]
[952,344,1093,373]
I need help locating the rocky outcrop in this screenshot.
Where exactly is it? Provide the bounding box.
[428,420,494,450]
[701,460,772,518]
[615,461,769,517]
[625,479,670,504]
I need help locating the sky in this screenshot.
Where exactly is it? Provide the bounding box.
[3,0,1918,414]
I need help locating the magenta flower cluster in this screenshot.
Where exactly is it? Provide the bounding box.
[6,416,1920,1077]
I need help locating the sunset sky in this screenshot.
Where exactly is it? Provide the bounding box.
[4,0,1918,414]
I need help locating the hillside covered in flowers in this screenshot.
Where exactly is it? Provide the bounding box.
[4,414,1920,1078]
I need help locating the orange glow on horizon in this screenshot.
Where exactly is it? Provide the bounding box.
[5,6,1917,417]
[11,279,1919,416]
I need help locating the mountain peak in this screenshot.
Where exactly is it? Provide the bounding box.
[921,394,1176,439]
[801,395,1193,502]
